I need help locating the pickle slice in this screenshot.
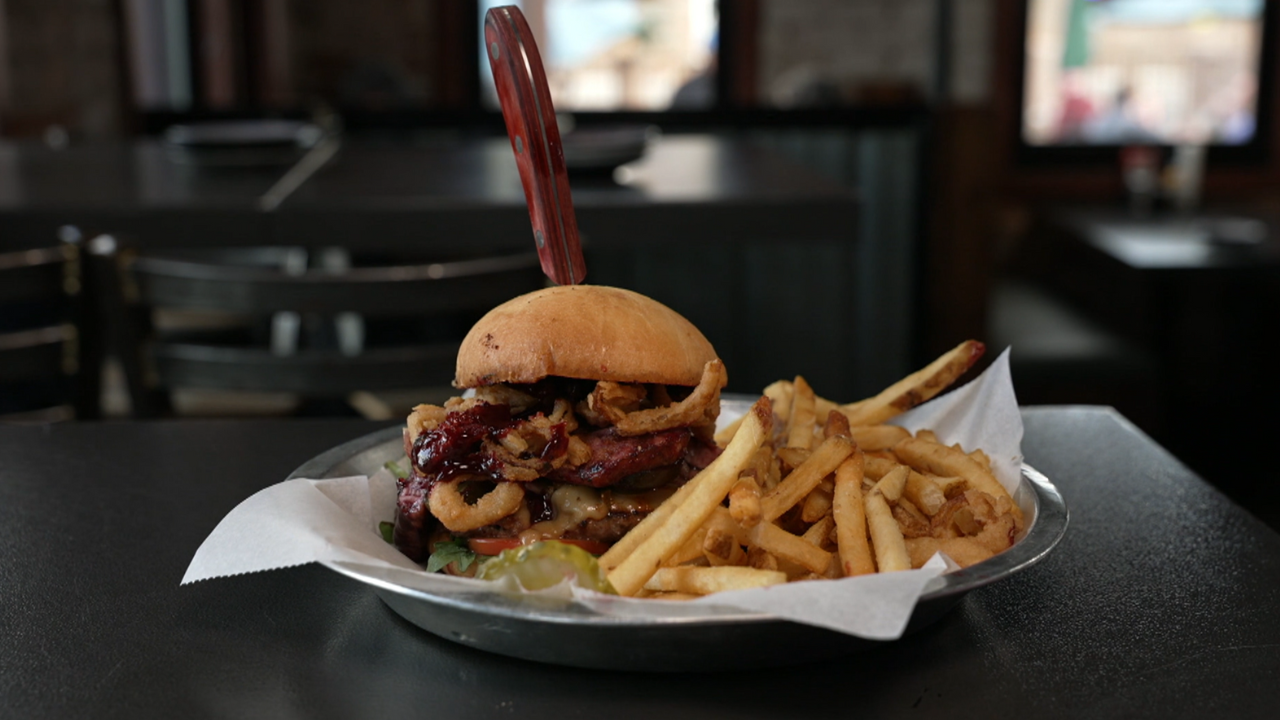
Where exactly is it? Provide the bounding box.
[476,540,617,594]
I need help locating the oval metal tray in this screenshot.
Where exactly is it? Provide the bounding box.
[290,406,1068,671]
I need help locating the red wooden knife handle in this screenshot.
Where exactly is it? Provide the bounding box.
[484,6,587,285]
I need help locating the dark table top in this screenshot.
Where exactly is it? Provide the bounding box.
[1050,207,1280,273]
[0,135,857,251]
[3,406,1278,719]
[0,140,279,247]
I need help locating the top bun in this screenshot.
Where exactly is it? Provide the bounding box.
[455,285,718,388]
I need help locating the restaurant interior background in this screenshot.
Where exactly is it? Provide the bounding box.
[2,0,1277,529]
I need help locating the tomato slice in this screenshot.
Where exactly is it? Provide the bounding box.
[467,537,610,556]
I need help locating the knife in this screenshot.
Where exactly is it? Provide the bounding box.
[484,5,588,286]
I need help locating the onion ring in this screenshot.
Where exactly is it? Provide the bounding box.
[429,479,525,532]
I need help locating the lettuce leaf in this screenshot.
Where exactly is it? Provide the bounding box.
[426,537,477,574]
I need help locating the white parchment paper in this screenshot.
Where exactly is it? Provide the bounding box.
[183,349,1022,639]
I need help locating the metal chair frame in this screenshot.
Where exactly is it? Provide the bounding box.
[89,237,542,417]
[0,242,101,420]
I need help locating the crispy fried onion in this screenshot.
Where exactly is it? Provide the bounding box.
[471,384,540,415]
[596,359,727,437]
[482,399,585,481]
[930,489,1018,554]
[444,395,484,413]
[578,381,648,427]
[429,478,525,532]
[891,500,933,539]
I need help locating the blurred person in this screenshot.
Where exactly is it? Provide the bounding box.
[670,30,717,110]
[1216,75,1258,144]
[1054,70,1095,142]
[1083,87,1159,144]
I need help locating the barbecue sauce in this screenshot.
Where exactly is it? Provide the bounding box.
[409,402,571,491]
[411,402,514,488]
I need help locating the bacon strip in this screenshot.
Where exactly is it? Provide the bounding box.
[549,427,692,488]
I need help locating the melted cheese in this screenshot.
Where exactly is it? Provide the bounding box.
[607,486,676,514]
[520,485,609,542]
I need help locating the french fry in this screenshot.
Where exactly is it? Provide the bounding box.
[832,452,876,577]
[904,470,947,516]
[702,527,746,566]
[839,340,985,426]
[893,436,1021,522]
[862,454,900,481]
[747,546,779,572]
[800,479,834,523]
[664,524,710,567]
[760,449,783,491]
[870,464,909,502]
[745,446,776,489]
[728,475,763,528]
[605,339,1019,598]
[849,425,912,452]
[748,521,833,575]
[904,536,996,569]
[705,545,748,567]
[786,376,817,449]
[713,415,744,447]
[704,505,750,545]
[969,447,992,471]
[643,566,787,595]
[712,381,791,447]
[600,442,758,573]
[801,514,835,549]
[601,469,703,573]
[823,409,851,439]
[865,493,911,572]
[642,591,703,601]
[763,380,794,423]
[714,379,789,446]
[759,435,855,522]
[666,505,752,568]
[606,398,772,596]
[776,446,811,470]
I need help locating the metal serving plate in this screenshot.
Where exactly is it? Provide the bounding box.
[290,402,1068,672]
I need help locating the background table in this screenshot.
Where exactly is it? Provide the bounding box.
[0,135,856,252]
[1020,208,1280,526]
[275,135,858,252]
[2,407,1278,718]
[0,141,278,246]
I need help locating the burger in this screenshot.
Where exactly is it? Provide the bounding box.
[393,285,727,572]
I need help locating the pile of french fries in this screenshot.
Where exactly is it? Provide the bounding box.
[599,340,1024,599]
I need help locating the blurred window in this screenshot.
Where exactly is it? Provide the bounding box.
[478,0,719,111]
[1023,0,1265,146]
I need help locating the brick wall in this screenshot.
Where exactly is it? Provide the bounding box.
[0,0,124,139]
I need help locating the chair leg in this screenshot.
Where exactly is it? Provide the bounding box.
[71,243,103,420]
[86,236,172,418]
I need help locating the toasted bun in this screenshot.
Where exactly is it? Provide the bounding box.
[455,285,718,388]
